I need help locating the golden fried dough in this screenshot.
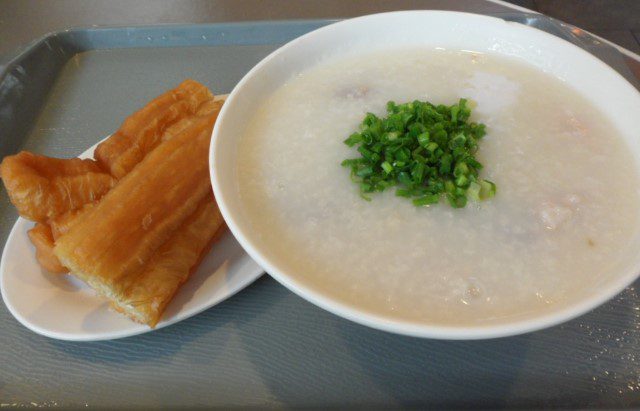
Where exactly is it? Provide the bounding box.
[49,95,225,242]
[2,80,227,326]
[0,152,116,222]
[159,98,224,144]
[94,79,213,178]
[114,195,225,327]
[54,113,217,298]
[27,223,69,274]
[49,202,97,240]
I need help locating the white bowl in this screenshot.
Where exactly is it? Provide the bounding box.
[210,11,640,339]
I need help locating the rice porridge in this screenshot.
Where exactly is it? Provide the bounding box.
[235,49,640,325]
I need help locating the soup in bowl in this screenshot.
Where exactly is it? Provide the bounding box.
[210,11,640,339]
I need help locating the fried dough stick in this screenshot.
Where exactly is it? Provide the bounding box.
[54,113,216,295]
[0,153,115,272]
[94,79,213,178]
[48,98,224,239]
[113,195,225,326]
[49,203,96,240]
[0,152,116,223]
[49,96,225,239]
[46,93,224,274]
[27,223,69,274]
[159,97,224,143]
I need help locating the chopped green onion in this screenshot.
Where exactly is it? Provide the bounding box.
[360,182,373,192]
[385,132,399,142]
[480,180,497,199]
[344,133,362,147]
[411,163,426,184]
[467,181,481,202]
[455,174,469,188]
[341,98,494,208]
[417,132,431,147]
[426,142,439,153]
[356,166,373,177]
[398,171,413,187]
[451,105,460,123]
[413,194,440,207]
[447,194,468,208]
[395,188,411,197]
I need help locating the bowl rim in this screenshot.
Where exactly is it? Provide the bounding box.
[210,10,640,339]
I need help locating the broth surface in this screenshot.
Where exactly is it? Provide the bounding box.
[237,49,640,325]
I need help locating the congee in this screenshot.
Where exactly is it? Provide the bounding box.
[236,48,640,325]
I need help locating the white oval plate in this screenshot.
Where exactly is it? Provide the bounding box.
[1,135,264,341]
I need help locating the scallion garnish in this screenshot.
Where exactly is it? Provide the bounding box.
[341,98,495,208]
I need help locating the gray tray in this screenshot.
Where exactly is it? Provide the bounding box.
[1,14,640,409]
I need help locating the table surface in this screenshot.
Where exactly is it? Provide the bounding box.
[2,1,640,409]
